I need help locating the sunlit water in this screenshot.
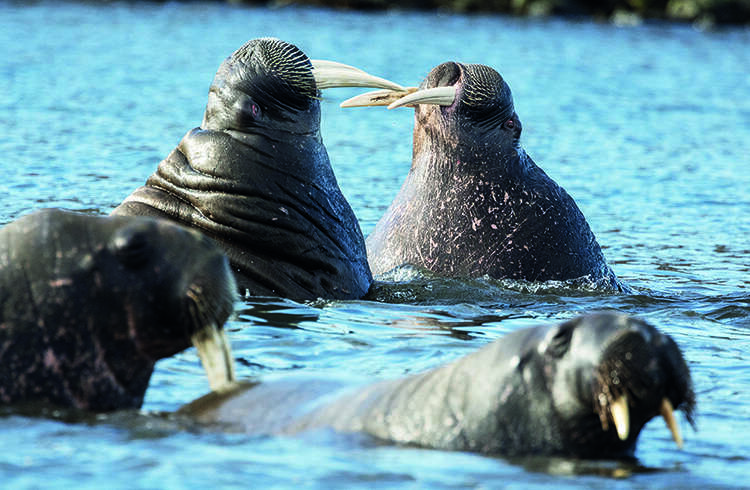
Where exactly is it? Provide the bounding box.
[1,1,748,488]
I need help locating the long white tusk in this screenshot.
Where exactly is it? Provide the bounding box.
[660,398,683,449]
[387,85,457,110]
[340,87,419,108]
[191,323,236,392]
[610,393,630,441]
[310,59,405,92]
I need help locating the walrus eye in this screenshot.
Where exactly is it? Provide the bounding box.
[236,96,262,126]
[249,102,261,118]
[504,119,515,129]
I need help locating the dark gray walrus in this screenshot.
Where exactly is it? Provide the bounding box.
[113,38,407,300]
[0,209,236,412]
[183,313,695,458]
[344,63,620,288]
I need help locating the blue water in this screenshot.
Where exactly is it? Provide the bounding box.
[1,1,749,488]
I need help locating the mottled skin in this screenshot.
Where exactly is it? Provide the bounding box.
[367,62,618,287]
[113,38,372,300]
[0,209,235,411]
[184,313,695,458]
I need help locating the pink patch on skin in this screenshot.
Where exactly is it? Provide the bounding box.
[44,348,61,372]
[48,278,73,288]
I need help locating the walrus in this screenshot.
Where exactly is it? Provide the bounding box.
[343,63,620,288]
[0,209,236,412]
[113,38,406,300]
[182,313,695,459]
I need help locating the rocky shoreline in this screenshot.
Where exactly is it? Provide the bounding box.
[228,0,750,26]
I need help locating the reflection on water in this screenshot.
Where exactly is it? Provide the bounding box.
[0,1,748,488]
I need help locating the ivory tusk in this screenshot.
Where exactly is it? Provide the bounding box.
[610,393,630,441]
[660,398,684,449]
[311,59,405,92]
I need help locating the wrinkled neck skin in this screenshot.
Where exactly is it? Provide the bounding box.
[181,122,334,191]
[199,93,333,185]
[366,105,616,286]
[114,106,371,300]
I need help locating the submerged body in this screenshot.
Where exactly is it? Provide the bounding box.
[0,209,236,412]
[363,62,619,288]
[113,38,382,300]
[184,313,694,458]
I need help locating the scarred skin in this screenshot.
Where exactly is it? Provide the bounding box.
[112,38,372,300]
[367,62,620,288]
[0,209,236,412]
[183,313,695,458]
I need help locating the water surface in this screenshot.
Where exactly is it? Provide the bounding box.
[1,1,748,488]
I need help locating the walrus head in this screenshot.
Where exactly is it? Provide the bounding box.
[530,313,696,457]
[202,38,319,134]
[0,210,237,411]
[342,61,520,161]
[203,37,405,135]
[104,214,237,392]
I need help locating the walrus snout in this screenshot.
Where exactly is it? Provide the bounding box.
[105,215,238,393]
[586,315,696,448]
[175,231,238,393]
